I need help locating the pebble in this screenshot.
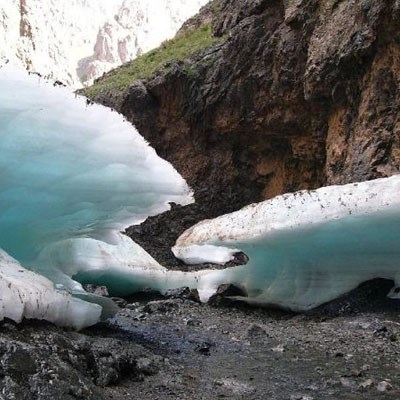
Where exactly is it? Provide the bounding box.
[143,299,180,313]
[197,342,212,355]
[111,297,127,308]
[359,378,374,389]
[133,313,147,321]
[340,377,353,388]
[208,284,247,305]
[165,287,201,302]
[84,284,109,297]
[271,344,286,352]
[377,380,393,392]
[185,318,201,326]
[246,323,266,338]
[373,325,388,337]
[125,302,140,310]
[351,364,370,377]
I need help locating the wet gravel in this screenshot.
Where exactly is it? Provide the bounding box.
[89,288,400,400]
[1,281,400,399]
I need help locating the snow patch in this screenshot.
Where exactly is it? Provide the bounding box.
[0,249,102,329]
[173,244,239,265]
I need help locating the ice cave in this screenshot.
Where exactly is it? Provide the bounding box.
[0,60,399,328]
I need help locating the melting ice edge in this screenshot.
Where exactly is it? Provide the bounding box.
[0,61,399,329]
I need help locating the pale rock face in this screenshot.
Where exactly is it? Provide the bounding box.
[0,0,121,86]
[81,0,209,84]
[0,0,208,87]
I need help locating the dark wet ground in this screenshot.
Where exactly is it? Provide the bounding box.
[1,281,399,399]
[87,289,400,400]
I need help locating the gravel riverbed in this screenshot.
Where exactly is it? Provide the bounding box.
[1,281,399,399]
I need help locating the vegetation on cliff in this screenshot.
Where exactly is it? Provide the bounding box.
[83,23,224,99]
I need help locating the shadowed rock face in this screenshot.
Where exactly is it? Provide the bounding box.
[90,0,400,216]
[0,320,160,400]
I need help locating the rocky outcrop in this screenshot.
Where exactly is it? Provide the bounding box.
[88,0,400,216]
[78,0,209,84]
[0,320,160,399]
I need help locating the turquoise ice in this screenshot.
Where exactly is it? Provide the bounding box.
[0,61,192,265]
[174,176,400,310]
[1,59,399,327]
[0,60,192,327]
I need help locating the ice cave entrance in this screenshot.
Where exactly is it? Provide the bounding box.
[0,60,399,328]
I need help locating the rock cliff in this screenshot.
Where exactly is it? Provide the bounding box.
[87,0,400,215]
[83,0,400,267]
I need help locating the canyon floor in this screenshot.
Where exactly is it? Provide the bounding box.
[96,291,400,400]
[1,281,400,399]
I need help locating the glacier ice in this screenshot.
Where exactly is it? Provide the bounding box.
[173,176,400,310]
[0,249,102,330]
[36,233,206,298]
[173,244,240,265]
[0,60,192,326]
[1,58,400,326]
[0,60,192,263]
[49,171,399,313]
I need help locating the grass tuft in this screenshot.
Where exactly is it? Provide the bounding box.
[83,24,223,99]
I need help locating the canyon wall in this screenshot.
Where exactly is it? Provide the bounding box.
[88,0,400,215]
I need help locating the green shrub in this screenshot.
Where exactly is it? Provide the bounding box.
[83,24,223,99]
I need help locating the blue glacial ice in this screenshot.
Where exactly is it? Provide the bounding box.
[0,61,192,264]
[0,60,193,327]
[1,59,400,327]
[173,176,400,310]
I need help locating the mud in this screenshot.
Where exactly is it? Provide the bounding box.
[1,280,399,399]
[94,282,400,400]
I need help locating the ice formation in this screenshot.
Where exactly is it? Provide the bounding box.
[0,60,192,326]
[36,233,204,298]
[41,170,400,313]
[1,58,399,326]
[0,0,208,87]
[0,249,102,330]
[174,176,400,310]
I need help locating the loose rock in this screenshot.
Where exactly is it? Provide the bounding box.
[377,380,393,392]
